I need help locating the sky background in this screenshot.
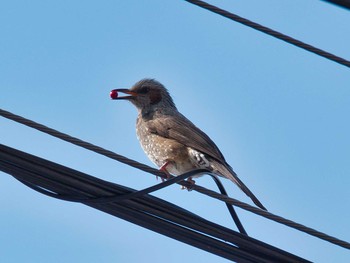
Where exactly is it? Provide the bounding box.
[1,1,350,262]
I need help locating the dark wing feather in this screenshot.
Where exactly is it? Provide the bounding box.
[146,113,226,163]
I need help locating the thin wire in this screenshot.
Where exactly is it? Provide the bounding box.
[0,109,165,178]
[184,0,350,68]
[17,169,208,204]
[192,185,350,250]
[1,108,350,250]
[209,174,247,235]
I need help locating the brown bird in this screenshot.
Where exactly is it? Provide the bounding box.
[111,79,266,210]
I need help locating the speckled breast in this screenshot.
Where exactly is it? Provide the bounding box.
[136,125,168,167]
[136,121,195,175]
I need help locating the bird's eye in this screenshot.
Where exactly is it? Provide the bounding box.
[138,86,150,94]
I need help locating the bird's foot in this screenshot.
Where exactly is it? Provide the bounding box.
[158,161,172,182]
[181,177,196,191]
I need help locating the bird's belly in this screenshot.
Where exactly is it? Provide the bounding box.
[136,131,195,175]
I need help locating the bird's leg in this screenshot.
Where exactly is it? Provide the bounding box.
[158,160,172,182]
[181,177,196,190]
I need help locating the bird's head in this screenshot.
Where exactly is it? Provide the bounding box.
[111,79,177,112]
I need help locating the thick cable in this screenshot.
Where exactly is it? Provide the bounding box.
[0,145,312,262]
[323,0,350,10]
[184,0,350,68]
[1,108,349,249]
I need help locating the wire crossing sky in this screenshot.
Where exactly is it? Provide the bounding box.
[185,0,350,68]
[1,1,350,262]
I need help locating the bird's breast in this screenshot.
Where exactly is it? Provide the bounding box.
[136,122,196,175]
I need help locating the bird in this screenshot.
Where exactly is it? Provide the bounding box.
[110,78,266,210]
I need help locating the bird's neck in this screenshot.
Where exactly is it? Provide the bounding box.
[138,106,177,120]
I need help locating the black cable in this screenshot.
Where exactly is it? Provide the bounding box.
[323,0,350,10]
[0,109,166,178]
[184,0,350,68]
[209,174,247,235]
[0,144,312,262]
[15,168,249,235]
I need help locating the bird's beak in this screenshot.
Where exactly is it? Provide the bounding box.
[110,89,138,100]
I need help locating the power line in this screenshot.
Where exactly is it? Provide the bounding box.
[323,0,350,10]
[0,143,311,263]
[184,0,350,68]
[1,108,350,250]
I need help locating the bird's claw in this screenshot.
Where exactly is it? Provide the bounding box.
[181,177,195,191]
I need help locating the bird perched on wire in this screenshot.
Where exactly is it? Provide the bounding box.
[110,79,266,210]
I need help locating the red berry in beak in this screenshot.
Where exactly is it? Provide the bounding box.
[110,90,118,99]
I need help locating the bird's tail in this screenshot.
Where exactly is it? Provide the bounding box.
[212,160,267,211]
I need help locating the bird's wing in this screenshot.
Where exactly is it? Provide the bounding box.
[146,113,267,210]
[146,113,226,163]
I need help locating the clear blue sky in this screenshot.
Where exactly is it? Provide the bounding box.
[1,1,349,262]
